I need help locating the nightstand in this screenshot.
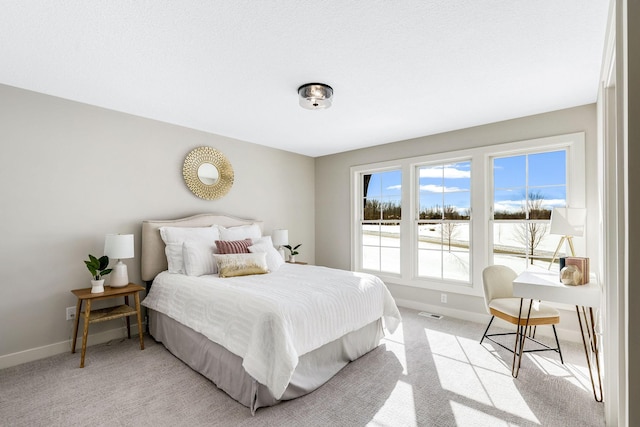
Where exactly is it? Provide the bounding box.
[70,283,145,367]
[286,261,308,265]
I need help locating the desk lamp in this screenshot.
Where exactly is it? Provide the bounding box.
[548,207,586,269]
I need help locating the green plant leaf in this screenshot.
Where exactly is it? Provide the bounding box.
[98,255,109,270]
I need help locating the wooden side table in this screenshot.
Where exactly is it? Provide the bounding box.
[286,261,308,265]
[71,283,145,368]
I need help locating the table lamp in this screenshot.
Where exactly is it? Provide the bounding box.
[104,234,134,287]
[548,207,586,268]
[272,229,289,260]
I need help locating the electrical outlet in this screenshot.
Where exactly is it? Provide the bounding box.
[440,293,447,304]
[66,306,76,321]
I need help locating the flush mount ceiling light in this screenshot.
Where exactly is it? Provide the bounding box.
[298,83,333,110]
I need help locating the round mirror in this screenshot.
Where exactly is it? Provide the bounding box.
[183,147,234,200]
[197,163,219,185]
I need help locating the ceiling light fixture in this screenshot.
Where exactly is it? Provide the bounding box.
[298,83,333,110]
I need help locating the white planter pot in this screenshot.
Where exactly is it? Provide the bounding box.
[91,279,105,294]
[289,255,296,263]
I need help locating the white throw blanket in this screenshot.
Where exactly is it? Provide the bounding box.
[142,264,401,399]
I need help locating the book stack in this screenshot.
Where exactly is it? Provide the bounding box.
[564,257,590,285]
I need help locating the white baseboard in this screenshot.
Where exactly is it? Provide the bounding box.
[0,323,144,370]
[394,298,583,343]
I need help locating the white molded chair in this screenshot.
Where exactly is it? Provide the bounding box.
[479,265,563,377]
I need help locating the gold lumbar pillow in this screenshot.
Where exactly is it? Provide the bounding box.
[214,253,269,278]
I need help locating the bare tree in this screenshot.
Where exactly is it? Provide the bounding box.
[441,205,462,252]
[514,191,550,264]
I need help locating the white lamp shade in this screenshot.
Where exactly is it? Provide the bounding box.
[549,208,586,237]
[272,229,289,247]
[104,234,135,259]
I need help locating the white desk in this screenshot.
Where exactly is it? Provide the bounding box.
[512,267,603,401]
[513,269,601,308]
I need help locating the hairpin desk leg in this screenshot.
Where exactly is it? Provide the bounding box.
[576,305,603,402]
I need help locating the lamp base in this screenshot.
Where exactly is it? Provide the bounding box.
[110,261,129,287]
[548,235,576,269]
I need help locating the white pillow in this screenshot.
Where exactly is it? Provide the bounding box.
[159,225,219,273]
[248,239,284,272]
[214,252,269,278]
[183,241,218,276]
[218,223,262,241]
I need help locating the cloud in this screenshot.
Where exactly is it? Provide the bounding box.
[420,184,467,193]
[494,198,566,213]
[420,165,470,179]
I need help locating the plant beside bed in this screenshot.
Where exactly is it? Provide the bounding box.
[283,244,301,263]
[84,254,112,293]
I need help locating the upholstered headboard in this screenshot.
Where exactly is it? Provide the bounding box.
[141,213,263,283]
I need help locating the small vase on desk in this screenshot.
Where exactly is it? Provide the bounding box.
[91,279,105,294]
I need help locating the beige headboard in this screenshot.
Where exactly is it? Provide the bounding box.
[141,213,263,282]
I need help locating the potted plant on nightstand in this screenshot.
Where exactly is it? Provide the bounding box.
[84,254,112,294]
[283,244,301,263]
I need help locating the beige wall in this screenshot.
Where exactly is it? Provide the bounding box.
[315,104,599,332]
[0,84,315,365]
[625,0,639,422]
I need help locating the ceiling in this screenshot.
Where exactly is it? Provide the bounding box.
[0,1,610,157]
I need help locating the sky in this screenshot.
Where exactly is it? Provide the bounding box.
[365,150,567,215]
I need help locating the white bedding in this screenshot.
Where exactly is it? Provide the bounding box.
[142,263,401,399]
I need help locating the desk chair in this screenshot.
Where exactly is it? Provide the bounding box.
[479,265,563,377]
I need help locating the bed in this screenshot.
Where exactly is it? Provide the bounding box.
[140,213,401,413]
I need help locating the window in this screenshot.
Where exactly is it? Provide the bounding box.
[491,150,567,271]
[350,132,584,296]
[360,169,401,274]
[416,161,471,282]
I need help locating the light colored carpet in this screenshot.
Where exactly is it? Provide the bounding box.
[0,307,604,426]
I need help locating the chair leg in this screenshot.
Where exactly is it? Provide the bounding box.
[512,298,533,378]
[480,316,496,344]
[552,325,564,364]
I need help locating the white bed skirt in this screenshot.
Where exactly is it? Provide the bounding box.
[148,310,384,414]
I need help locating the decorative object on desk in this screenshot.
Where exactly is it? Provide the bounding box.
[283,243,301,263]
[104,234,134,288]
[84,254,112,293]
[565,256,590,284]
[548,207,587,269]
[558,257,566,282]
[560,265,583,286]
[271,229,289,260]
[182,146,234,200]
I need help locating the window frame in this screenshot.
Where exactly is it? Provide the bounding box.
[350,132,585,297]
[414,157,473,284]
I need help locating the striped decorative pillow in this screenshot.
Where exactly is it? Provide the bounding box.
[215,238,253,254]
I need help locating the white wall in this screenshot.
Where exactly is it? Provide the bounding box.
[0,84,315,366]
[315,104,599,338]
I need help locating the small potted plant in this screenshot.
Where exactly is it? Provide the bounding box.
[84,254,112,294]
[283,244,301,263]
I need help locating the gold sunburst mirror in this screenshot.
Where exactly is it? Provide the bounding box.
[183,147,234,200]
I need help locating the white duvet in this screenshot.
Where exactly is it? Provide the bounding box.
[142,263,401,399]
